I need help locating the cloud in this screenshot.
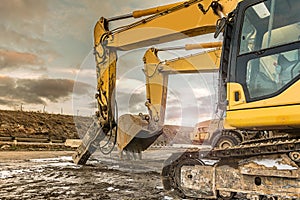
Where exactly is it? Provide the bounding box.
[165,100,215,126]
[0,1,48,36]
[0,2,58,66]
[0,0,216,116]
[0,0,186,76]
[0,76,92,107]
[0,1,48,20]
[116,89,147,116]
[0,26,59,60]
[0,49,44,70]
[116,78,145,94]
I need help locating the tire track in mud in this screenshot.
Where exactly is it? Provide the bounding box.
[0,156,177,200]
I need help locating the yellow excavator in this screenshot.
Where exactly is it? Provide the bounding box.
[143,46,265,149]
[73,0,300,199]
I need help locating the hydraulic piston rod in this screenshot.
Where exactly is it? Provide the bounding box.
[157,41,223,51]
[107,2,183,22]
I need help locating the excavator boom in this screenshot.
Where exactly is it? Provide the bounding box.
[96,0,238,50]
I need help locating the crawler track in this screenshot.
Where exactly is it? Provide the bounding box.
[162,137,300,198]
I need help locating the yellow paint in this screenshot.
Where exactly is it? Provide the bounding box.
[132,2,183,18]
[105,0,240,50]
[163,49,221,73]
[226,82,300,129]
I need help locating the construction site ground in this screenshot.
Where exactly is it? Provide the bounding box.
[0,148,191,200]
[0,110,197,199]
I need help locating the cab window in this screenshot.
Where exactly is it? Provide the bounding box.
[246,49,300,98]
[237,0,300,101]
[240,0,300,55]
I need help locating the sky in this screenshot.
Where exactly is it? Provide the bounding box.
[0,0,220,126]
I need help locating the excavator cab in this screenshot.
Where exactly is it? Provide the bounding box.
[225,0,300,130]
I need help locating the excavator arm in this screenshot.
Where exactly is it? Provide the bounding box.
[73,0,240,164]
[143,44,221,126]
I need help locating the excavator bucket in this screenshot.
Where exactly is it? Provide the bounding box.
[117,114,163,154]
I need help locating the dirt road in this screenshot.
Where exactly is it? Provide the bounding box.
[0,149,185,200]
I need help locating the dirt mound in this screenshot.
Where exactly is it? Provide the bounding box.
[0,110,194,150]
[0,110,93,140]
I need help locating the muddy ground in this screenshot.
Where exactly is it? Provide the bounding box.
[0,148,187,200]
[0,110,196,199]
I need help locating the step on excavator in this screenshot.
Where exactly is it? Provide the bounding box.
[72,0,300,199]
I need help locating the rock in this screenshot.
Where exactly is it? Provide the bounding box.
[1,145,11,150]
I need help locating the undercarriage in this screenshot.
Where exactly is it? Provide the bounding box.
[162,137,300,199]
